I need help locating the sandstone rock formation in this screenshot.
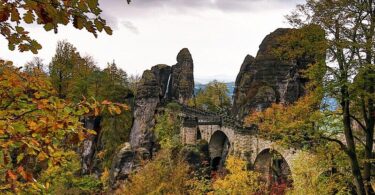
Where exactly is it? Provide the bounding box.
[81,117,101,175]
[232,28,314,120]
[110,48,195,186]
[109,143,134,186]
[170,48,195,104]
[130,48,194,149]
[129,66,170,150]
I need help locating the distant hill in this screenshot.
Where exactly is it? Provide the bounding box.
[194,81,235,98]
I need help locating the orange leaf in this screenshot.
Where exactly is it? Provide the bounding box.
[101,100,111,105]
[7,170,17,181]
[17,166,27,180]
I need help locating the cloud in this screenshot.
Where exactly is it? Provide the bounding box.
[100,11,120,30]
[102,0,304,13]
[122,21,140,34]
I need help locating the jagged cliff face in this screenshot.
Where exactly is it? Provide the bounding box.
[129,66,169,150]
[129,48,194,149]
[232,28,313,120]
[111,48,194,185]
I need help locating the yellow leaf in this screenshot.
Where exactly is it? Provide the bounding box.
[78,131,86,141]
[86,129,97,135]
[17,153,24,163]
[94,107,100,116]
[113,106,121,115]
[28,121,38,130]
[37,152,48,161]
[47,146,54,153]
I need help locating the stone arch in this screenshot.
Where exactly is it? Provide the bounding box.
[254,148,292,193]
[196,128,202,140]
[209,130,230,170]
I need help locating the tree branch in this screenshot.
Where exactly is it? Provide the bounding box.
[321,135,348,152]
[353,135,367,148]
[349,114,367,132]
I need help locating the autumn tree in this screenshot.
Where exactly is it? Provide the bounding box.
[190,80,231,113]
[99,61,132,102]
[0,61,110,193]
[248,1,375,194]
[212,156,265,194]
[116,150,191,195]
[0,0,123,53]
[90,62,133,172]
[128,74,141,96]
[155,103,182,149]
[24,57,45,75]
[48,40,83,98]
[289,143,353,194]
[287,1,375,194]
[0,1,132,192]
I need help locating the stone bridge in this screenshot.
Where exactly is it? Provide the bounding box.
[179,104,299,185]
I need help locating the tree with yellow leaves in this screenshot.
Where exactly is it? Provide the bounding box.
[212,156,265,195]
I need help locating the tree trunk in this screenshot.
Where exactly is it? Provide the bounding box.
[362,78,374,194]
[342,90,366,195]
[364,124,374,194]
[363,18,374,192]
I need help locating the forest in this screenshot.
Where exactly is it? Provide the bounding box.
[0,0,374,195]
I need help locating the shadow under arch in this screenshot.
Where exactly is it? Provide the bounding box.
[197,128,202,140]
[209,130,230,171]
[253,148,292,193]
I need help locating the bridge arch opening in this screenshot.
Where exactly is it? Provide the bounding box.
[197,129,202,140]
[254,149,292,193]
[209,131,230,170]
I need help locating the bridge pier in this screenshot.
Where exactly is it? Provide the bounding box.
[181,117,199,145]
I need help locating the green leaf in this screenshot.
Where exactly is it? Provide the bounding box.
[78,1,88,11]
[23,11,34,24]
[8,44,15,51]
[74,17,84,30]
[12,123,27,134]
[15,26,24,33]
[44,23,54,31]
[10,8,20,22]
[87,0,98,10]
[94,19,103,32]
[104,26,112,35]
[17,153,24,163]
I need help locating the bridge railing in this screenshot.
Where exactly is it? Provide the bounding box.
[175,102,256,133]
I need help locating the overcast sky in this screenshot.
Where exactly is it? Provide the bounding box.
[0,0,304,83]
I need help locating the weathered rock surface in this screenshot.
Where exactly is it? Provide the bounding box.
[130,48,194,149]
[129,67,168,149]
[81,117,101,175]
[109,143,153,188]
[232,28,313,120]
[110,49,195,186]
[170,48,195,104]
[109,143,134,187]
